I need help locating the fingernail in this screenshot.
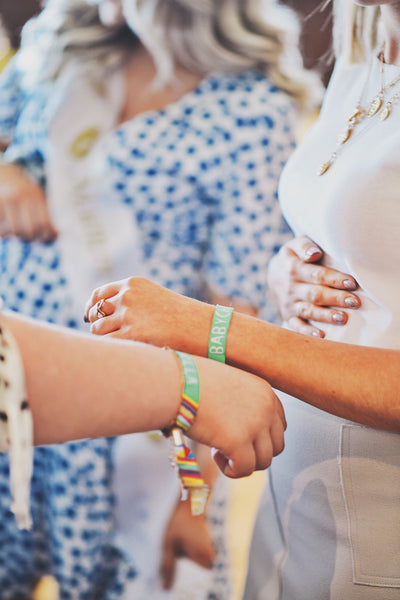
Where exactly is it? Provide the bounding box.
[332,312,345,324]
[343,279,357,290]
[345,296,359,308]
[305,246,321,258]
[311,330,323,337]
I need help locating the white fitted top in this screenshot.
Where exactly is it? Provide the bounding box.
[244,56,400,600]
[280,55,400,350]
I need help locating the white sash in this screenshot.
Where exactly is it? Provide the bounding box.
[46,64,144,317]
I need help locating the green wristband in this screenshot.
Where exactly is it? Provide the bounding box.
[162,350,200,436]
[207,304,234,363]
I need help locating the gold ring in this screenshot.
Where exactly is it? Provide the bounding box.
[96,299,107,319]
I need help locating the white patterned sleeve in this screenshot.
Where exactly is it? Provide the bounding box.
[0,314,33,530]
[204,79,296,320]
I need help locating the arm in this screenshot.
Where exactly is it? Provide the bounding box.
[268,235,360,337]
[85,277,400,431]
[0,58,56,240]
[2,310,286,477]
[0,163,57,241]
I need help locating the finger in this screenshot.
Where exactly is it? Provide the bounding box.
[219,444,256,479]
[285,235,323,263]
[270,413,286,458]
[84,282,125,319]
[296,283,361,308]
[2,198,25,237]
[294,262,358,290]
[86,298,116,323]
[19,199,42,240]
[252,433,274,471]
[286,316,325,338]
[294,301,348,325]
[31,201,58,242]
[160,539,177,590]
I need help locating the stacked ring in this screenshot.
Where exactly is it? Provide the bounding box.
[96,299,107,319]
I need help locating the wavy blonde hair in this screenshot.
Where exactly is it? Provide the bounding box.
[17,0,311,103]
[333,0,382,62]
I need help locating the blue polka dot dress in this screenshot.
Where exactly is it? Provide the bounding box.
[0,57,295,599]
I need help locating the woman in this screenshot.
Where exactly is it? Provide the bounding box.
[86,1,400,598]
[0,0,310,596]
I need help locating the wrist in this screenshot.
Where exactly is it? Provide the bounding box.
[173,296,215,357]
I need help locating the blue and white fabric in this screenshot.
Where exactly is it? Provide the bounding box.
[0,55,295,599]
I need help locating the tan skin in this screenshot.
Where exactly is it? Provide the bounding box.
[84,275,400,433]
[84,3,400,422]
[0,10,257,586]
[2,310,286,461]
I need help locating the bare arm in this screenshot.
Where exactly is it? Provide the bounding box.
[3,310,286,477]
[85,277,400,431]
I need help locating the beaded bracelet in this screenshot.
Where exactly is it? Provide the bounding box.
[0,311,33,530]
[163,350,209,516]
[207,304,234,363]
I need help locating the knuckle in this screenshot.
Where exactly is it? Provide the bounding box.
[308,286,324,305]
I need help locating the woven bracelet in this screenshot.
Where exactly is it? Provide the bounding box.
[162,350,209,516]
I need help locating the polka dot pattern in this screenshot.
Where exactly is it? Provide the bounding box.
[0,60,296,598]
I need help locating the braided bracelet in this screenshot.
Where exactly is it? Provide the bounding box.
[0,312,33,530]
[207,304,234,363]
[163,350,209,516]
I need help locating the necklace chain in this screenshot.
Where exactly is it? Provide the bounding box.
[318,50,400,176]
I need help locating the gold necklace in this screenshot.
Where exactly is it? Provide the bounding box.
[318,51,400,176]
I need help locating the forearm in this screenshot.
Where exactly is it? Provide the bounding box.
[176,302,400,431]
[3,312,181,445]
[227,313,400,431]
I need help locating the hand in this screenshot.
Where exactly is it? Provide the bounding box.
[0,163,57,241]
[160,499,215,589]
[84,277,213,354]
[267,236,361,338]
[84,279,287,478]
[191,356,286,478]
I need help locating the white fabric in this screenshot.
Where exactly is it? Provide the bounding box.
[46,65,144,316]
[244,56,400,600]
[280,55,400,351]
[0,317,33,530]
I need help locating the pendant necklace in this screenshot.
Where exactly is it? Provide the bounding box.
[318,49,400,175]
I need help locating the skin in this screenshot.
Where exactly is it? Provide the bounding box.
[84,275,400,432]
[3,309,286,467]
[267,235,361,338]
[0,0,264,586]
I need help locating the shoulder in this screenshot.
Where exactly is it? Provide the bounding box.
[188,70,296,145]
[199,70,296,117]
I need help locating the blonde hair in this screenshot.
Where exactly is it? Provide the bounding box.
[17,0,310,103]
[333,0,382,63]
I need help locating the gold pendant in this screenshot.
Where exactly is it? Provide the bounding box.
[337,125,352,145]
[349,106,362,121]
[318,160,331,176]
[368,96,382,117]
[379,103,391,121]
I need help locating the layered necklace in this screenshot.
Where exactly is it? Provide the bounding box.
[318,49,400,176]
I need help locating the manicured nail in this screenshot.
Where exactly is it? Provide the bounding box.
[305,246,321,258]
[312,330,323,337]
[343,279,357,290]
[332,312,345,324]
[345,296,359,308]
